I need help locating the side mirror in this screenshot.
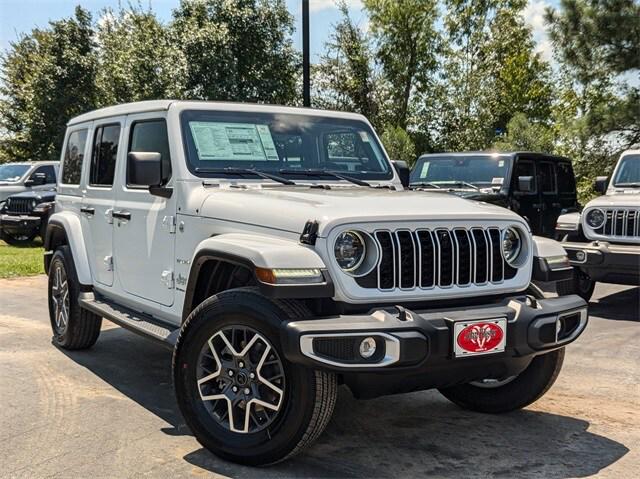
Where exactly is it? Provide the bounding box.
[594,176,608,194]
[26,172,47,187]
[518,176,534,193]
[392,160,410,188]
[128,151,163,187]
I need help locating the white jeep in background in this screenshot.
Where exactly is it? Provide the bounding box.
[45,100,587,465]
[556,150,640,300]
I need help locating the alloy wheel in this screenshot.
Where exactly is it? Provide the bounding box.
[51,263,70,333]
[196,326,286,434]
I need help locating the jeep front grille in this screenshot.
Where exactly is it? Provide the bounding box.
[593,208,640,239]
[356,227,517,291]
[6,198,33,215]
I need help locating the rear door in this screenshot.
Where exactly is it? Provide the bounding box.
[112,114,176,307]
[538,161,559,237]
[83,120,124,287]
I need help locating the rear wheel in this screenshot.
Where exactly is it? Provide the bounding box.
[439,348,565,413]
[48,246,102,349]
[173,289,337,466]
[557,268,595,302]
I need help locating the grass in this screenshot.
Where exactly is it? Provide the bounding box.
[0,239,45,278]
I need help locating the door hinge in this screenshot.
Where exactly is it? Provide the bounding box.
[161,270,174,289]
[103,255,113,272]
[162,215,176,234]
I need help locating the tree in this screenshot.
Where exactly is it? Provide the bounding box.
[95,6,185,105]
[363,0,439,129]
[171,0,298,104]
[381,125,416,165]
[0,7,98,162]
[314,2,381,126]
[492,113,554,152]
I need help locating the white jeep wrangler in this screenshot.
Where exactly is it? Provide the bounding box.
[45,101,587,465]
[556,150,640,300]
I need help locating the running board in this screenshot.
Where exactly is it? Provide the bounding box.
[78,293,179,350]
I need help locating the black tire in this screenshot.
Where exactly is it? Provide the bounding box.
[557,268,595,302]
[438,348,565,413]
[48,245,102,349]
[173,288,337,466]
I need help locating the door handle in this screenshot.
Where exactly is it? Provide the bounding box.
[80,207,95,215]
[112,211,131,221]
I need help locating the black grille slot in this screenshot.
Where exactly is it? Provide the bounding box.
[454,229,472,285]
[376,231,395,290]
[436,229,454,287]
[488,228,504,282]
[396,230,416,289]
[472,228,488,284]
[417,230,435,287]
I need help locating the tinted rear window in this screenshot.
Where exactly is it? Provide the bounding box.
[62,129,88,185]
[557,162,576,193]
[90,124,121,187]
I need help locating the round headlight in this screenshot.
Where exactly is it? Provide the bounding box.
[334,231,366,272]
[501,227,522,266]
[585,208,605,229]
[31,200,37,209]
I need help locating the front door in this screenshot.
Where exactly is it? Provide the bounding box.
[83,120,124,287]
[511,158,542,234]
[113,115,176,307]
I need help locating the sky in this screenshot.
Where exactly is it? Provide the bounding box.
[0,0,558,62]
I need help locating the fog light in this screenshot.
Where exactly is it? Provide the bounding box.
[576,251,586,262]
[359,337,377,359]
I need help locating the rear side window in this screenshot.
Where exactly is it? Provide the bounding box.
[557,162,576,194]
[514,160,536,193]
[539,162,556,193]
[90,124,121,187]
[128,120,171,186]
[62,129,88,185]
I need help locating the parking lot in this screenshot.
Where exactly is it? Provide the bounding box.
[1,275,638,478]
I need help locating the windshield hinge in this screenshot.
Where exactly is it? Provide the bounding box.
[300,220,319,245]
[163,215,176,234]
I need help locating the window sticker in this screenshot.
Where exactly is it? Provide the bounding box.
[189,122,279,161]
[498,160,504,167]
[358,131,370,142]
[492,177,504,185]
[420,162,430,178]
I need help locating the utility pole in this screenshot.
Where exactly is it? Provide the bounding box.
[302,0,311,107]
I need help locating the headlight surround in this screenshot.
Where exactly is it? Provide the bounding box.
[334,230,366,272]
[585,208,605,229]
[501,227,523,266]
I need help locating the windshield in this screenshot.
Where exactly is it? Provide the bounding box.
[181,110,392,181]
[612,155,640,186]
[0,164,30,183]
[410,155,511,189]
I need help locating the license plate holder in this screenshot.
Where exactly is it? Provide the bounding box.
[453,317,507,358]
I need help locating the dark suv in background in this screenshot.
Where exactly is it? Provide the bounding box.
[410,152,579,238]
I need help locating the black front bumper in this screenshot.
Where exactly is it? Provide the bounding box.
[281,294,587,398]
[563,240,640,285]
[0,214,42,235]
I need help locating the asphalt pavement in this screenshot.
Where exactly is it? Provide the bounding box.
[1,276,638,478]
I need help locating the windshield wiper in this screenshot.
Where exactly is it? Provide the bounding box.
[433,180,479,191]
[195,167,296,186]
[410,182,442,189]
[279,168,372,187]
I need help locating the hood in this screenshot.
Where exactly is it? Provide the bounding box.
[0,185,26,203]
[193,185,524,236]
[7,189,56,202]
[585,193,640,209]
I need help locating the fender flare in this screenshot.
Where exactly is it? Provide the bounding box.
[44,212,92,286]
[182,234,332,320]
[531,235,573,283]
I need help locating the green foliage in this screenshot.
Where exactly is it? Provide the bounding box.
[492,113,554,153]
[172,0,298,104]
[0,7,98,162]
[0,240,44,278]
[95,6,185,105]
[380,125,416,165]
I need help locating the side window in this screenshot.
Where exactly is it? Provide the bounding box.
[90,124,121,187]
[62,129,88,185]
[557,162,576,194]
[539,162,556,193]
[30,165,56,183]
[514,160,536,193]
[128,120,171,186]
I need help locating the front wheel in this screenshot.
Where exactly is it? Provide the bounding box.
[438,348,565,413]
[173,289,337,466]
